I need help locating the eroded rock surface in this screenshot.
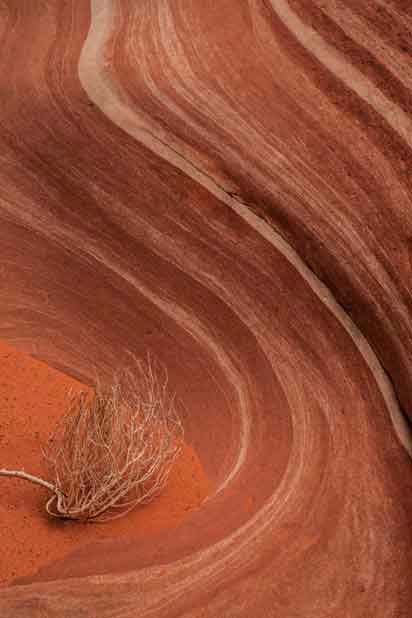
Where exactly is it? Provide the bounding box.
[0,1,411,616]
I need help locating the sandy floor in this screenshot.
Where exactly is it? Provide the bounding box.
[0,340,212,586]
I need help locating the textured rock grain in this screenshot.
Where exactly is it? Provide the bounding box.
[0,1,411,616]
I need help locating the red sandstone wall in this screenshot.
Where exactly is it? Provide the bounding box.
[0,2,411,616]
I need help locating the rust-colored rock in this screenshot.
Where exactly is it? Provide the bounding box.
[0,1,411,616]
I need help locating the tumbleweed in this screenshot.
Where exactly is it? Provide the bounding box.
[1,354,184,522]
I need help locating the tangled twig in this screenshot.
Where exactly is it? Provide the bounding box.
[2,353,184,523]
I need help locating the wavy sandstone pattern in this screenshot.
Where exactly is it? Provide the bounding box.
[1,1,411,616]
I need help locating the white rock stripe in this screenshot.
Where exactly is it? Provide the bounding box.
[310,0,412,90]
[269,0,412,148]
[80,0,411,458]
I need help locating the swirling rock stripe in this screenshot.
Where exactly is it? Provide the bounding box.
[95,0,412,421]
[0,1,411,617]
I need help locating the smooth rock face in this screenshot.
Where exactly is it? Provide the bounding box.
[0,1,411,616]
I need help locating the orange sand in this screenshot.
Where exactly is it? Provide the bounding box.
[0,341,212,585]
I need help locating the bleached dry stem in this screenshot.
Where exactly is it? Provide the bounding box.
[1,353,183,523]
[42,353,184,522]
[0,469,64,496]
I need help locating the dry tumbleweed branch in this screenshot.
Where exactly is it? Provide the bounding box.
[0,354,184,522]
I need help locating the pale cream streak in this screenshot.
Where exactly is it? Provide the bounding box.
[177,0,411,245]
[84,250,252,495]
[78,4,340,612]
[156,3,267,154]
[83,0,412,346]
[128,1,291,192]
[0,192,251,494]
[80,0,411,456]
[67,4,411,614]
[85,381,312,613]
[317,0,412,89]
[88,378,382,618]
[270,0,412,148]
[134,220,345,442]
[154,7,376,272]
[4,13,332,604]
[375,0,412,31]
[53,1,410,613]
[54,164,334,610]
[107,193,349,559]
[151,1,350,226]
[9,211,319,613]
[80,3,237,191]
[96,4,388,377]
[0,28,399,613]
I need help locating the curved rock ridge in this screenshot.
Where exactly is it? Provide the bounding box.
[0,1,411,617]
